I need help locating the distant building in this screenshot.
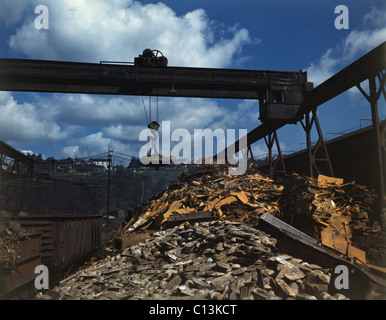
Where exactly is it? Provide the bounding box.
[90,158,109,170]
[43,157,58,175]
[91,164,105,173]
[57,158,74,173]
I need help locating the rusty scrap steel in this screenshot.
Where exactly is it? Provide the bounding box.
[258,212,386,299]
[40,220,355,300]
[34,165,386,300]
[114,165,384,274]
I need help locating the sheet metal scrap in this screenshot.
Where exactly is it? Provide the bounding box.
[114,165,384,272]
[42,221,351,300]
[115,165,282,238]
[274,173,381,265]
[273,170,381,268]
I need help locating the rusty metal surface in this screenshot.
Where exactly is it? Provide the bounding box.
[0,232,41,297]
[11,215,102,271]
[167,211,219,227]
[113,232,151,251]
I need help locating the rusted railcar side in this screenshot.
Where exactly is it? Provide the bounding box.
[0,232,41,298]
[11,215,102,272]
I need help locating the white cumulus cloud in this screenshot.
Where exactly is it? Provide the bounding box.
[1,0,254,159]
[7,0,251,68]
[0,92,75,145]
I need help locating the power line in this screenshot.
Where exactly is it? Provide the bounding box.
[114,151,137,159]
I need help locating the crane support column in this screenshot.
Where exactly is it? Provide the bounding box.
[300,109,334,178]
[264,131,286,176]
[358,71,386,228]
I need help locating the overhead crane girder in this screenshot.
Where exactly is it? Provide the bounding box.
[0,57,309,104]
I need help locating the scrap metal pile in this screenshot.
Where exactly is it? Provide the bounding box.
[43,220,349,300]
[40,164,386,300]
[115,165,384,269]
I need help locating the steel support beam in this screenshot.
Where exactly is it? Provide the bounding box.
[300,109,334,178]
[358,73,386,228]
[0,59,306,100]
[0,140,34,168]
[215,120,287,162]
[300,42,386,111]
[218,42,386,162]
[264,131,286,176]
[247,145,256,168]
[215,42,386,226]
[0,140,34,214]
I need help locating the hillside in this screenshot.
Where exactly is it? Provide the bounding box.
[54,168,185,213]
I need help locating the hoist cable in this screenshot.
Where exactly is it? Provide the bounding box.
[149,96,151,123]
[141,96,149,125]
[157,96,159,123]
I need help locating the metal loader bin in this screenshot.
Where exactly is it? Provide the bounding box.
[0,232,41,298]
[11,215,102,273]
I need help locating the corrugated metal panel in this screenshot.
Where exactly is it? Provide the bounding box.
[0,233,41,297]
[12,215,102,271]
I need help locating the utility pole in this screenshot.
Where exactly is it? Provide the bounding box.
[0,153,4,210]
[106,148,113,227]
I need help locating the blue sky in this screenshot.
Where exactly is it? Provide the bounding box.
[0,0,385,163]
